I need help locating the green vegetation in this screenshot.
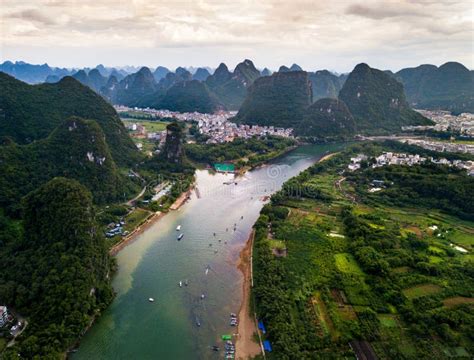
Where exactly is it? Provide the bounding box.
[252,141,474,359]
[0,117,140,214]
[0,178,114,358]
[396,62,474,114]
[0,72,139,165]
[234,71,312,129]
[339,63,433,134]
[185,136,296,168]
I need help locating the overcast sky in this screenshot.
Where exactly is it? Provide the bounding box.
[0,0,472,72]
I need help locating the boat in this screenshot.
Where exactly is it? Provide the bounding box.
[176,225,181,231]
[179,281,182,287]
[148,298,155,302]
[184,279,188,286]
[211,345,219,352]
[230,313,237,317]
[205,265,210,275]
[177,233,184,241]
[195,316,201,327]
[201,293,205,299]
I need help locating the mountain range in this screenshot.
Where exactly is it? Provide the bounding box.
[2,60,471,116]
[235,63,433,136]
[0,72,141,214]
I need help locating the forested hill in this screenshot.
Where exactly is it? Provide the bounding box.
[395,62,474,114]
[0,178,114,358]
[234,71,313,129]
[0,72,139,165]
[338,63,433,133]
[0,117,138,214]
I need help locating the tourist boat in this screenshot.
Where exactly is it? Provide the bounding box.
[177,233,184,241]
[201,293,205,299]
[179,281,182,287]
[205,265,210,275]
[176,225,181,231]
[230,313,237,317]
[195,316,201,327]
[148,298,155,302]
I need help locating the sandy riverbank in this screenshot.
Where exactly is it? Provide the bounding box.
[235,230,262,360]
[319,151,339,162]
[109,211,165,256]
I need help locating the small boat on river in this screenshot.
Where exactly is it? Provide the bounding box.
[179,281,182,287]
[177,233,184,241]
[176,225,181,231]
[148,298,155,302]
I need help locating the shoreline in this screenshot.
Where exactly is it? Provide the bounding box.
[109,185,193,256]
[233,150,338,359]
[235,229,262,360]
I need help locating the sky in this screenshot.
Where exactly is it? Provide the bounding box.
[0,0,473,73]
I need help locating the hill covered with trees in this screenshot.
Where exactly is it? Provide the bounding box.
[0,178,114,358]
[0,72,139,165]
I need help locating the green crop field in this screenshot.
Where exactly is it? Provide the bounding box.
[334,253,365,275]
[402,284,443,299]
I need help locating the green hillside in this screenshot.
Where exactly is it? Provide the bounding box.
[0,72,139,165]
[0,117,138,214]
[298,98,356,138]
[339,63,433,134]
[234,71,312,128]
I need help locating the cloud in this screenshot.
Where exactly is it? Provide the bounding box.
[0,0,472,70]
[9,9,57,26]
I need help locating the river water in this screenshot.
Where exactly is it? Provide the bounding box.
[73,143,345,360]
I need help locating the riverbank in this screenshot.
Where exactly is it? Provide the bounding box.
[236,229,262,360]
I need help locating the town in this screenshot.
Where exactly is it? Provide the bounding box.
[348,151,474,176]
[115,105,294,145]
[403,110,474,136]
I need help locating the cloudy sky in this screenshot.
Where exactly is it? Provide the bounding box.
[0,0,472,72]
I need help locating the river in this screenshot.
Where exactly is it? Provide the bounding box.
[73,143,345,360]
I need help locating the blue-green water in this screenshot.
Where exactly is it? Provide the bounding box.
[73,144,344,360]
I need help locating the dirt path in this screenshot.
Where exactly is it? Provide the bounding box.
[236,230,262,360]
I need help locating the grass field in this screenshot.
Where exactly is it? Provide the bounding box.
[121,119,169,132]
[402,284,443,299]
[378,314,398,328]
[124,208,152,232]
[442,297,474,308]
[334,253,365,276]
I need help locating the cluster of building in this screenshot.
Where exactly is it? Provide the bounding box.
[197,117,293,143]
[402,110,474,136]
[400,138,474,155]
[116,105,294,144]
[105,219,129,238]
[348,152,474,176]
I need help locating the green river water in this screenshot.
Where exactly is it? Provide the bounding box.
[73,143,345,360]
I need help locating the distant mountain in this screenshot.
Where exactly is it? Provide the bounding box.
[112,67,158,106]
[153,66,170,81]
[234,71,312,129]
[158,68,192,89]
[141,80,223,113]
[278,64,302,73]
[205,60,261,110]
[339,63,433,134]
[193,68,211,81]
[308,70,344,101]
[0,60,72,83]
[298,98,356,138]
[290,64,303,71]
[396,62,474,114]
[0,72,139,165]
[45,74,60,83]
[72,69,108,92]
[261,68,272,76]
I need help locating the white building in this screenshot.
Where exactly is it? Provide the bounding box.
[0,305,8,327]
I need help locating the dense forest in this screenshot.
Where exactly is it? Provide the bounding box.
[185,136,296,167]
[252,141,474,359]
[0,178,114,358]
